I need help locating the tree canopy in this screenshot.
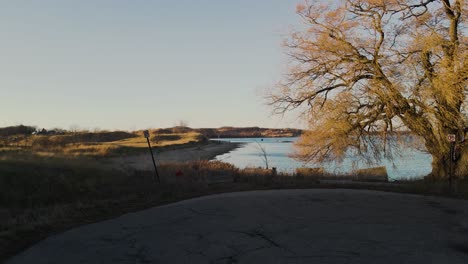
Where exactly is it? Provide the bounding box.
[271,0,467,177]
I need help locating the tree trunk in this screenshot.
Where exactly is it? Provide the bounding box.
[430,146,467,179]
[454,144,468,178]
[430,156,450,179]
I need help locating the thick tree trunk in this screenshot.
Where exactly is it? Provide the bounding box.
[430,156,450,179]
[430,146,467,179]
[454,145,468,178]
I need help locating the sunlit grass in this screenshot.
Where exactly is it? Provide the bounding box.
[0,131,205,157]
[115,131,202,147]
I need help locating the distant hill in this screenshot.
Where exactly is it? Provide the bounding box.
[155,126,303,138]
[0,125,36,136]
[0,125,302,140]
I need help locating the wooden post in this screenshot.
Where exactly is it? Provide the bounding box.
[448,134,456,192]
[144,130,160,183]
[449,142,454,191]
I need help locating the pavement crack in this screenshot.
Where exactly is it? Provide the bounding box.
[250,230,281,248]
[283,250,361,259]
[231,227,296,255]
[121,238,152,264]
[213,245,269,264]
[184,232,206,241]
[184,249,207,257]
[426,201,460,215]
[186,208,233,217]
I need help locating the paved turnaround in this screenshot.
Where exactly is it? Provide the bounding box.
[7,189,468,264]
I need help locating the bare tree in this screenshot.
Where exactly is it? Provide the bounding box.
[271,0,467,178]
[69,125,81,144]
[255,141,269,169]
[172,120,190,133]
[177,120,189,127]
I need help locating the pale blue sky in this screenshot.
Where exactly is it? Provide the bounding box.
[0,0,303,130]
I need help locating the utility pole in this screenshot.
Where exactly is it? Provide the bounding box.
[144,130,160,183]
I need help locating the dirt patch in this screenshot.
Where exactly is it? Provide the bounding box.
[108,141,241,171]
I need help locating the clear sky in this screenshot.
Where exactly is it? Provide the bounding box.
[0,0,303,131]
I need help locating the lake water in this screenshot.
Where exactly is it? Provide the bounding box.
[213,137,433,181]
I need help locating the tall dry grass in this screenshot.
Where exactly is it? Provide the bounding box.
[0,156,242,262]
[1,155,467,262]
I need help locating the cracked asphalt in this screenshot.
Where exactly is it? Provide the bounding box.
[7,189,468,264]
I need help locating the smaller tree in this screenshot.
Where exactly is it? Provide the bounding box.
[255,142,269,169]
[172,120,191,133]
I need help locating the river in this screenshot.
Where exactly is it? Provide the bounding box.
[212,137,432,181]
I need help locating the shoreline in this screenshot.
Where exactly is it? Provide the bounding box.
[107,141,242,171]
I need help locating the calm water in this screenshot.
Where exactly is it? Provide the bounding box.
[213,137,432,181]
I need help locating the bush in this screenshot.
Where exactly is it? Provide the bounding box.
[354,166,388,182]
[295,167,325,177]
[0,125,36,137]
[156,161,238,184]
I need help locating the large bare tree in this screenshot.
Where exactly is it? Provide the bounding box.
[271,0,467,178]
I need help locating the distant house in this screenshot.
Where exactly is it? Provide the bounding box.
[36,128,48,135]
[35,128,61,135]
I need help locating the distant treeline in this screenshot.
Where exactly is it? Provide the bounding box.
[0,125,138,149]
[0,125,134,140]
[0,125,303,141]
[0,125,420,140]
[155,126,303,138]
[0,125,36,137]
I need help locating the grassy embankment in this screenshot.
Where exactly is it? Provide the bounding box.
[1,129,206,157]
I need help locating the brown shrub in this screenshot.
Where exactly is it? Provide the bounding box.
[354,166,388,182]
[295,167,325,177]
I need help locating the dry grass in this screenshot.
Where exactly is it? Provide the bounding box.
[295,167,326,177]
[0,131,206,157]
[0,156,240,262]
[354,166,388,182]
[117,131,203,148]
[1,156,467,263]
[61,143,120,156]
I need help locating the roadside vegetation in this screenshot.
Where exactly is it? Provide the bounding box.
[1,153,467,263]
